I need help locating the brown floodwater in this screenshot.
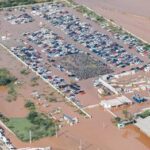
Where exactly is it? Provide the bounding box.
[127,125,150,149]
[0,86,7,93]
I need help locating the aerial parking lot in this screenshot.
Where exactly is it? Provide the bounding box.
[0,2,149,71]
[0,1,150,150]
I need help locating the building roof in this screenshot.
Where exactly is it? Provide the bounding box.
[135,116,150,137]
[100,96,132,108]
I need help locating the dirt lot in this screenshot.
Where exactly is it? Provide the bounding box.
[73,0,150,43]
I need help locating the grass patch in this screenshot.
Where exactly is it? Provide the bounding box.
[6,118,33,141]
[3,111,56,142]
[137,110,150,119]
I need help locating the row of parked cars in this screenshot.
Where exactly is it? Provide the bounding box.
[10,46,83,108]
[24,28,80,58]
[31,3,143,68]
[4,13,34,24]
[114,33,147,54]
[0,127,15,150]
[5,3,148,56]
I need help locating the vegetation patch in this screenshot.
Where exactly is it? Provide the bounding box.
[137,110,150,119]
[0,68,17,102]
[0,0,54,8]
[6,118,34,141]
[46,94,57,102]
[144,44,150,51]
[20,68,30,75]
[75,5,105,23]
[0,112,56,142]
[6,83,17,102]
[25,100,36,111]
[30,76,39,86]
[0,68,16,86]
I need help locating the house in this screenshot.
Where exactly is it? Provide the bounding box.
[63,114,78,126]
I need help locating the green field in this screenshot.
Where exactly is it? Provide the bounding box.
[6,118,33,141]
[4,112,56,142]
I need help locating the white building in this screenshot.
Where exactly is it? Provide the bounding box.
[100,96,132,109]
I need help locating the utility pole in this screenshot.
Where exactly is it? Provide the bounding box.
[79,139,82,150]
[55,124,58,138]
[29,130,32,144]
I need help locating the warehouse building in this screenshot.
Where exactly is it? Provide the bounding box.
[100,96,132,109]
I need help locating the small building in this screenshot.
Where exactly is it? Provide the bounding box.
[135,116,150,137]
[100,96,132,109]
[63,114,78,126]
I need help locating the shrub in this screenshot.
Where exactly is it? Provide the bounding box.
[0,68,16,86]
[20,68,30,75]
[25,100,35,111]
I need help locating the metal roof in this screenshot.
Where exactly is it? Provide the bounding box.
[100,96,132,108]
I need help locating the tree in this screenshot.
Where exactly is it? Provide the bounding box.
[27,111,38,121]
[25,100,35,111]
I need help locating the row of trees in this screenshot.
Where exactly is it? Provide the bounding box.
[75,5,105,23]
[0,0,54,8]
